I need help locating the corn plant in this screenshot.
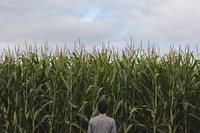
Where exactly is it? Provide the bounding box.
[0,44,199,133]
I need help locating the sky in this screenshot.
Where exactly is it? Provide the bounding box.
[1,0,200,55]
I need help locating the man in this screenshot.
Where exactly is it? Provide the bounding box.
[88,100,116,133]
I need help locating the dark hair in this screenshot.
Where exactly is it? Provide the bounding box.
[98,100,108,114]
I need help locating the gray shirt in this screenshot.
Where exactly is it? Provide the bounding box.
[87,115,116,133]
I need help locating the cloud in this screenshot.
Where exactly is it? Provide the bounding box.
[133,0,200,42]
[0,0,200,54]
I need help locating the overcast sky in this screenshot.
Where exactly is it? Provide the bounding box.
[1,0,200,55]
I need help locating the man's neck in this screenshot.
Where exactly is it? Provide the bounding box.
[99,113,106,116]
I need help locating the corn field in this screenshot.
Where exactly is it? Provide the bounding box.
[0,44,200,133]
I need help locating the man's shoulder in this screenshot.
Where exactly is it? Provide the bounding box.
[89,116,98,122]
[105,116,115,121]
[90,116,115,122]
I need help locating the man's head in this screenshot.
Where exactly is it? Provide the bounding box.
[98,100,108,114]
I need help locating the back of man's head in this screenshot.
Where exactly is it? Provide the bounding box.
[98,100,108,114]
